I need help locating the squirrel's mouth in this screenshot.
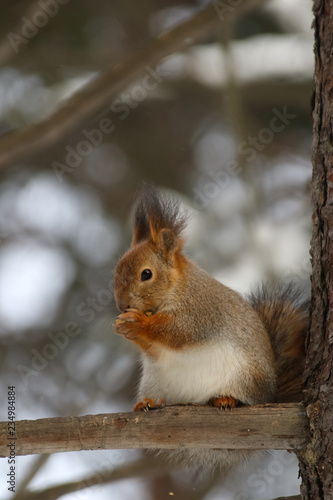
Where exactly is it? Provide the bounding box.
[142,305,158,316]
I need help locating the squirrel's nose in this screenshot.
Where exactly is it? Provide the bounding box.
[116,297,130,312]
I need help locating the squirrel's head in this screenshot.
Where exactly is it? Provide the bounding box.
[113,186,187,314]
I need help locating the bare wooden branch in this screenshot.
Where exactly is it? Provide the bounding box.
[18,457,170,500]
[12,454,50,500]
[0,0,43,66]
[0,0,266,171]
[13,460,303,500]
[0,403,308,458]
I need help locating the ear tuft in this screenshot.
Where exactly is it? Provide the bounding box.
[132,195,150,245]
[132,184,187,248]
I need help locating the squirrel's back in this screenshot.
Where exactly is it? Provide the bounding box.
[248,283,309,402]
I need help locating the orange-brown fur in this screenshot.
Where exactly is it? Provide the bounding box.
[114,308,194,352]
[133,397,165,412]
[209,396,238,410]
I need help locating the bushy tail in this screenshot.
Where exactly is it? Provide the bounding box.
[248,283,310,402]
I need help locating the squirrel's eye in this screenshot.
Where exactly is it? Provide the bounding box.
[141,269,152,281]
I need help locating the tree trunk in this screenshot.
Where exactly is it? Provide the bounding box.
[297,1,333,498]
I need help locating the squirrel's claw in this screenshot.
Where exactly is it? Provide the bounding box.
[113,309,149,338]
[133,398,165,412]
[209,396,238,410]
[117,308,143,322]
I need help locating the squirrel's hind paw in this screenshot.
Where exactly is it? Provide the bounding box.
[209,396,238,410]
[133,398,165,412]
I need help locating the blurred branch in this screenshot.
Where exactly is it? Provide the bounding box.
[150,468,220,500]
[12,454,50,500]
[0,403,308,457]
[0,0,266,171]
[0,0,43,66]
[20,457,170,500]
[23,455,301,500]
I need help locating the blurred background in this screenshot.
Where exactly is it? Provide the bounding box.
[0,0,313,498]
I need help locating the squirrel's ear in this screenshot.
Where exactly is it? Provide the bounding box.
[151,226,182,256]
[132,221,149,245]
[159,228,180,254]
[131,184,187,250]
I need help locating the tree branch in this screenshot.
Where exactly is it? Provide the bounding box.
[19,457,170,500]
[14,458,303,500]
[0,403,308,457]
[0,0,43,66]
[0,0,266,171]
[12,454,50,500]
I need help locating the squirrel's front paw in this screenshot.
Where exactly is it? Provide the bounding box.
[209,396,238,410]
[133,398,166,412]
[113,309,149,339]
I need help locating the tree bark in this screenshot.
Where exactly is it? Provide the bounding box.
[297,1,333,498]
[0,403,308,457]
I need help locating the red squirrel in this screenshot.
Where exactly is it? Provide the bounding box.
[113,185,309,472]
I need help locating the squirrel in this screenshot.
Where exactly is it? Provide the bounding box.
[113,185,309,473]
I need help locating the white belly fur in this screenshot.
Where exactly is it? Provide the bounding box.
[138,341,249,404]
